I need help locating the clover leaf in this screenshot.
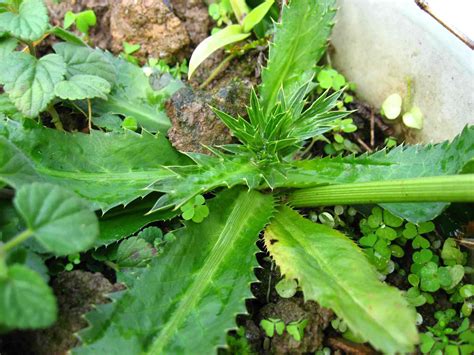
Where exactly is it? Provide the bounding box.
[180,195,209,223]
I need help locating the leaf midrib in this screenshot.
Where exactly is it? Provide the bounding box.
[269,211,409,349]
[147,191,256,354]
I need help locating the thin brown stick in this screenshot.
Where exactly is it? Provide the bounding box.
[415,0,474,49]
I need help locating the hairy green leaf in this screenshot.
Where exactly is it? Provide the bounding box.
[265,207,418,354]
[260,0,336,113]
[14,182,98,255]
[0,36,17,58]
[279,126,474,222]
[55,74,111,100]
[75,188,274,354]
[0,0,48,41]
[53,42,116,85]
[0,119,190,212]
[188,24,250,79]
[0,264,56,329]
[0,52,66,117]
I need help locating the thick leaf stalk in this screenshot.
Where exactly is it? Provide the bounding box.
[289,174,474,206]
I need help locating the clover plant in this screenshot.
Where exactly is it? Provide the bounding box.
[0,1,473,354]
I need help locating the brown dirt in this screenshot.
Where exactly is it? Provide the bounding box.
[0,271,123,355]
[110,0,190,61]
[46,0,211,62]
[259,299,333,354]
[45,0,112,50]
[166,78,252,153]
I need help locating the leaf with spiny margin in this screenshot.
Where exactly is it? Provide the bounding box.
[55,74,111,100]
[0,118,190,212]
[53,42,116,85]
[89,55,180,133]
[75,188,275,354]
[97,197,179,247]
[148,153,263,212]
[277,126,474,222]
[14,182,98,255]
[264,206,418,354]
[260,0,336,113]
[0,264,57,329]
[0,52,66,117]
[0,0,48,41]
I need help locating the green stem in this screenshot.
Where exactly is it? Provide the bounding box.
[0,229,34,254]
[288,175,474,207]
[47,104,64,131]
[199,54,236,90]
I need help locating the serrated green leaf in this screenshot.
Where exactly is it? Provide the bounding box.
[264,206,418,354]
[53,42,116,85]
[0,52,66,117]
[149,154,262,211]
[75,188,274,354]
[260,0,336,113]
[55,74,111,100]
[14,182,98,255]
[188,24,250,79]
[0,119,190,212]
[0,0,48,41]
[281,126,474,222]
[0,264,56,329]
[97,199,176,247]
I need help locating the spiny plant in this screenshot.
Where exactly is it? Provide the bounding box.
[0,0,473,354]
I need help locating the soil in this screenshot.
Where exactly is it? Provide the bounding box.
[46,0,210,61]
[0,271,123,355]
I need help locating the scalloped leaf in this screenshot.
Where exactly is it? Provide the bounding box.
[278,126,474,222]
[53,42,116,85]
[0,52,66,117]
[0,119,190,212]
[55,74,111,101]
[260,0,336,113]
[75,188,275,354]
[0,264,57,329]
[264,206,418,354]
[14,182,98,255]
[0,0,48,41]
